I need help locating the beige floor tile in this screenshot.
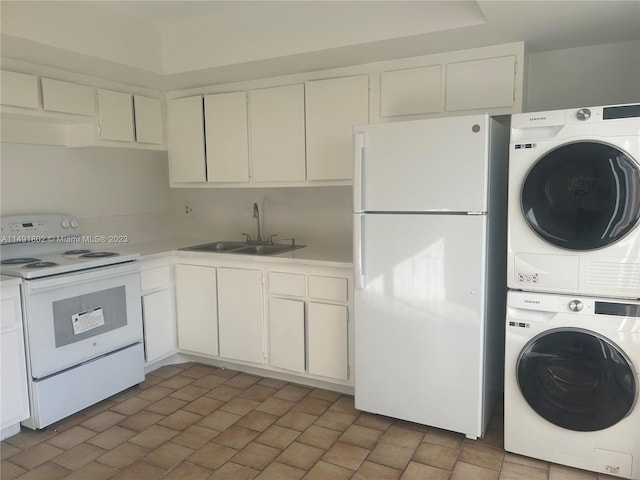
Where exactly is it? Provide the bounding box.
[499,460,548,480]
[143,441,193,470]
[352,460,403,480]
[353,412,394,432]
[129,424,180,449]
[209,462,259,480]
[181,364,219,379]
[329,395,359,415]
[110,397,152,416]
[159,461,212,480]
[51,442,105,470]
[4,429,57,450]
[255,425,300,450]
[157,409,202,430]
[1,442,23,460]
[45,425,96,449]
[380,424,424,449]
[87,426,137,450]
[0,460,27,480]
[413,442,459,470]
[401,461,450,480]
[236,410,279,432]
[134,384,175,402]
[210,368,241,379]
[308,388,342,403]
[171,384,210,402]
[291,397,332,416]
[422,427,465,450]
[339,424,383,449]
[109,462,164,480]
[8,442,63,470]
[198,409,241,431]
[322,440,369,470]
[187,442,237,470]
[253,461,306,480]
[9,461,69,480]
[295,425,341,450]
[232,441,281,470]
[81,410,126,432]
[503,452,550,471]
[275,411,318,431]
[221,397,261,416]
[148,365,183,379]
[214,425,260,449]
[303,460,353,480]
[256,397,296,416]
[182,396,224,416]
[274,384,312,402]
[206,384,243,402]
[158,374,194,389]
[59,461,118,480]
[367,442,415,471]
[226,373,262,389]
[450,461,499,480]
[191,374,229,389]
[96,442,149,469]
[458,441,505,470]
[314,410,357,432]
[276,441,325,470]
[171,424,220,450]
[238,384,279,402]
[549,464,598,479]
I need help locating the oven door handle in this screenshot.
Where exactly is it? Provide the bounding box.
[23,261,139,293]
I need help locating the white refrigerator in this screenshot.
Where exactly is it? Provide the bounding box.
[353,114,508,439]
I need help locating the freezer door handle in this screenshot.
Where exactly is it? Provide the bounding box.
[353,132,365,213]
[354,213,365,289]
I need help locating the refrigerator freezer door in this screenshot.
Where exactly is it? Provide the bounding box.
[354,115,491,213]
[354,213,488,438]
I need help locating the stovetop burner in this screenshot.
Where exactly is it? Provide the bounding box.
[1,257,42,265]
[64,249,92,255]
[80,252,119,258]
[24,261,59,268]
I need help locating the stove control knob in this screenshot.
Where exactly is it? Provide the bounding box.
[576,108,591,121]
[569,300,583,312]
[60,218,70,228]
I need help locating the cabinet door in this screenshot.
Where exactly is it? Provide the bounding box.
[249,84,306,182]
[1,287,30,429]
[142,289,176,363]
[307,302,348,380]
[217,268,264,364]
[175,264,218,356]
[97,88,134,142]
[205,91,249,182]
[269,297,305,372]
[305,75,369,180]
[0,70,38,108]
[445,56,516,112]
[41,78,95,116]
[167,96,206,183]
[134,95,164,144]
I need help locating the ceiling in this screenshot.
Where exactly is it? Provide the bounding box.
[1,1,639,91]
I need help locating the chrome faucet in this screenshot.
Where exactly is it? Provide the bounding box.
[252,202,262,243]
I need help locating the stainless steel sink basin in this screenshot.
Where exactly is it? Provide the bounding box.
[181,241,304,256]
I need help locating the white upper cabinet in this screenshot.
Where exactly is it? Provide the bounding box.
[97,88,135,142]
[41,78,95,116]
[167,96,206,183]
[305,75,369,181]
[204,91,249,183]
[249,84,306,182]
[0,70,39,109]
[133,95,164,144]
[381,66,441,117]
[445,56,516,112]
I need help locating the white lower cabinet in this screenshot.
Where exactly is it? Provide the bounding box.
[217,268,264,364]
[1,282,30,438]
[308,302,349,380]
[175,264,219,356]
[269,297,305,373]
[140,262,177,364]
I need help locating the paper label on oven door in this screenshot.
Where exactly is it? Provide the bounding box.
[72,307,105,335]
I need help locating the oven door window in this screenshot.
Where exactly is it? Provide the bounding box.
[521,141,640,250]
[517,328,637,432]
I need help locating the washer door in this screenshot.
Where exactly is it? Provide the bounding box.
[517,328,637,432]
[521,141,640,250]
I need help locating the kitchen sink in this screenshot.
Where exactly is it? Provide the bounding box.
[181,241,304,256]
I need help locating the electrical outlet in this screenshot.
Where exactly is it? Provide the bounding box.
[184,205,193,215]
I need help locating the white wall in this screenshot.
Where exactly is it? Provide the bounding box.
[0,143,171,244]
[169,187,352,249]
[526,40,640,111]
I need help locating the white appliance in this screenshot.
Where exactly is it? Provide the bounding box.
[507,104,640,299]
[353,114,508,439]
[0,214,144,429]
[505,290,639,479]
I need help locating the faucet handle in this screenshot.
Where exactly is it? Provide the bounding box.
[241,233,252,243]
[267,234,278,245]
[282,237,296,247]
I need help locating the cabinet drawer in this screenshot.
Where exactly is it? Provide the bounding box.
[308,275,348,302]
[270,272,306,297]
[140,266,171,292]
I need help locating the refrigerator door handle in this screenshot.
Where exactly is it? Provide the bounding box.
[353,132,365,213]
[354,213,365,289]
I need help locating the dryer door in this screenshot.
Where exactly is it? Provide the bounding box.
[517,328,637,432]
[521,141,640,250]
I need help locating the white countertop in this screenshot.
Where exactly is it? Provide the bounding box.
[112,238,353,268]
[1,275,22,287]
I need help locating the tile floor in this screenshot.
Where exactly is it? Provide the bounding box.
[1,362,622,480]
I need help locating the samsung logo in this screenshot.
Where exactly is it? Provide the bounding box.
[529,116,547,121]
[524,299,541,304]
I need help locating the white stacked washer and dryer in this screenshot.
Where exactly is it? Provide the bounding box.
[505,104,640,479]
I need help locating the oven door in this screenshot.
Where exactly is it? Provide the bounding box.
[22,262,142,379]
